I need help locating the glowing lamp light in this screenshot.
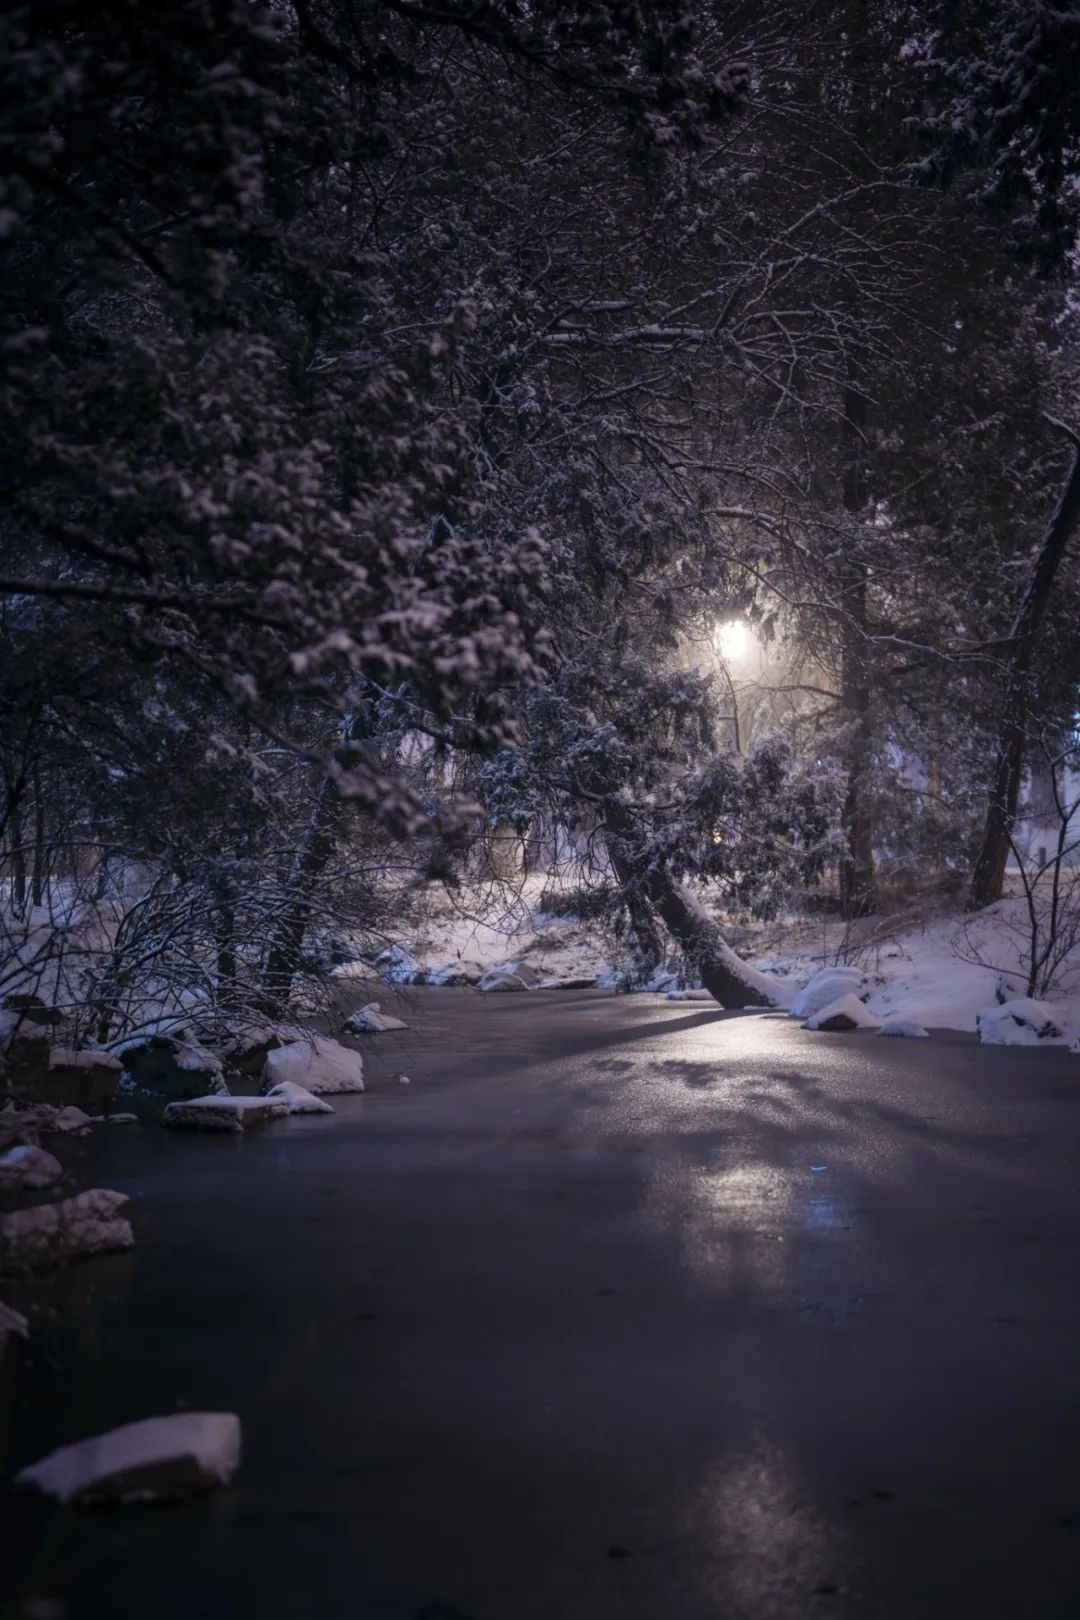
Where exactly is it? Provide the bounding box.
[715,619,755,663]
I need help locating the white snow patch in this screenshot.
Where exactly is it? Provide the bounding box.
[48,1047,122,1071]
[477,969,531,993]
[0,1300,29,1343]
[805,993,881,1032]
[263,1037,364,1095]
[877,1016,929,1039]
[265,1080,334,1115]
[976,998,1066,1046]
[163,1095,287,1132]
[16,1411,241,1504]
[0,1144,63,1189]
[1,1189,133,1268]
[665,988,717,1002]
[343,1001,408,1033]
[789,966,864,1021]
[49,1106,94,1133]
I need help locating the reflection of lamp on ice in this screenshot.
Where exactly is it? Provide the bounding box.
[713,620,756,753]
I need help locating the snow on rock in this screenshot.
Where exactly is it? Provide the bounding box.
[48,1047,121,1072]
[265,1080,334,1115]
[877,1016,929,1039]
[0,1144,63,1189]
[397,1074,411,1085]
[424,960,483,986]
[1,1189,133,1270]
[0,1300,29,1344]
[15,1411,242,1505]
[163,1095,288,1132]
[343,1002,408,1034]
[477,969,531,993]
[805,993,881,1032]
[666,988,717,1002]
[374,945,422,985]
[263,1037,364,1096]
[106,1113,139,1125]
[790,967,865,1021]
[976,999,1065,1046]
[113,1034,228,1100]
[49,1106,93,1133]
[537,975,599,990]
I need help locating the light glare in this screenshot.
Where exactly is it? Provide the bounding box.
[715,619,755,663]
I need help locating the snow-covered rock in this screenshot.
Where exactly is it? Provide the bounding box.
[477,968,530,994]
[106,1112,139,1125]
[976,998,1065,1046]
[877,1015,929,1039]
[790,966,865,1022]
[424,959,483,986]
[265,1080,334,1115]
[1,1189,133,1270]
[0,1144,63,1189]
[163,1095,288,1132]
[666,988,717,1002]
[805,993,881,1032]
[114,1033,228,1100]
[15,1411,241,1505]
[537,975,599,990]
[49,1106,93,1133]
[343,1001,408,1034]
[0,1300,29,1344]
[374,945,422,985]
[48,1047,121,1072]
[263,1036,364,1095]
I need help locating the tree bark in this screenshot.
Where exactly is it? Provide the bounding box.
[30,767,45,908]
[970,429,1080,908]
[838,376,876,917]
[259,771,344,1011]
[8,799,26,918]
[602,799,777,1009]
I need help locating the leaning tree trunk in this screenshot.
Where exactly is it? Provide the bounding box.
[602,799,778,1009]
[970,426,1080,909]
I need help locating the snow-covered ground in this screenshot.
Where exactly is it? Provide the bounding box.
[354,879,1080,1046]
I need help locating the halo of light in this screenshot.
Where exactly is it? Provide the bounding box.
[715,619,755,663]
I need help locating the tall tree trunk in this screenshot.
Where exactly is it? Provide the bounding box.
[8,799,26,918]
[260,773,343,1011]
[970,426,1080,908]
[838,376,876,917]
[603,799,778,1009]
[30,767,45,908]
